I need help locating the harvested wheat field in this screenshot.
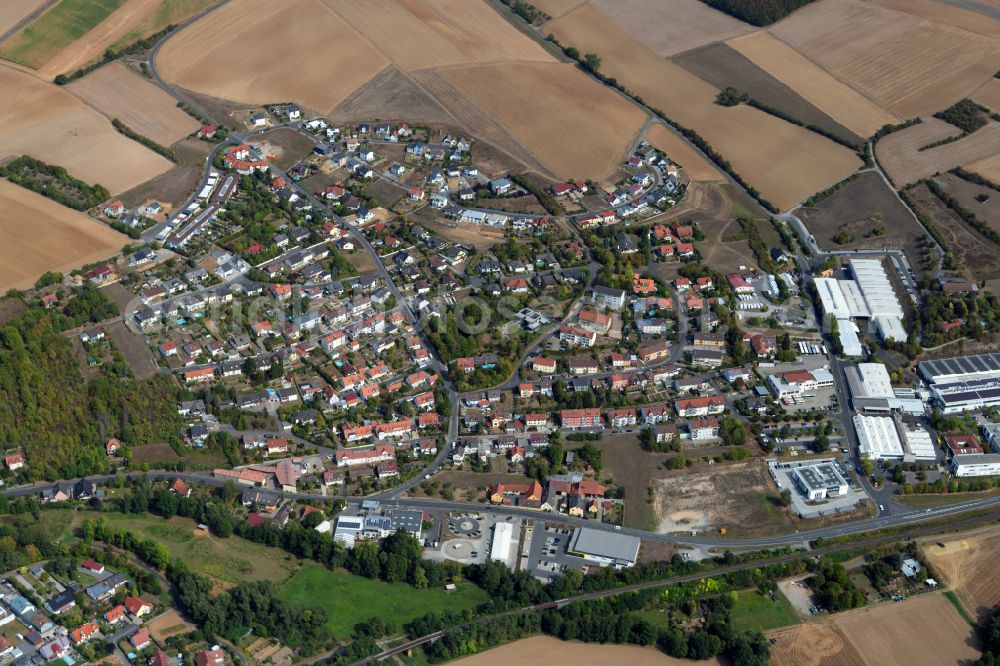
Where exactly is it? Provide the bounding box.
[973,79,1000,114]
[967,153,1000,182]
[452,636,721,666]
[922,528,1000,622]
[0,65,171,193]
[438,62,646,181]
[157,0,388,114]
[38,0,217,79]
[324,0,553,72]
[68,62,199,145]
[0,0,50,38]
[726,31,898,137]
[530,0,586,20]
[768,593,979,666]
[589,0,752,57]
[0,180,129,291]
[645,124,722,182]
[769,0,1000,118]
[547,4,862,209]
[876,118,1000,186]
[869,0,1000,37]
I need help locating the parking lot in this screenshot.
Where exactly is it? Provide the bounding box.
[525,525,593,581]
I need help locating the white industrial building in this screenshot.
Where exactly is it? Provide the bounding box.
[489,522,513,563]
[951,453,1000,477]
[790,461,850,500]
[853,414,904,460]
[901,425,937,461]
[815,260,907,347]
[983,424,1000,453]
[845,363,925,415]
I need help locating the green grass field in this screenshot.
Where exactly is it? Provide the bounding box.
[39,509,300,586]
[730,589,800,632]
[896,489,1000,508]
[0,0,125,68]
[278,564,489,639]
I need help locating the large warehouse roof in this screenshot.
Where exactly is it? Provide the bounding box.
[815,278,851,319]
[854,414,904,459]
[919,353,1000,384]
[848,363,894,399]
[568,527,640,564]
[490,521,513,562]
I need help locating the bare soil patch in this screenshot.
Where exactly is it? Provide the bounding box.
[130,442,180,465]
[590,0,752,57]
[156,0,389,115]
[0,64,171,194]
[322,0,553,72]
[795,171,931,276]
[769,0,1000,118]
[767,622,864,666]
[644,124,722,183]
[922,527,1000,623]
[725,31,898,138]
[876,118,1000,187]
[437,61,647,182]
[547,3,862,210]
[68,61,199,145]
[0,180,129,292]
[254,128,315,171]
[417,216,505,251]
[654,459,792,537]
[908,181,1000,282]
[147,609,193,643]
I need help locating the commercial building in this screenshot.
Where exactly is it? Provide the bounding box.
[767,368,834,399]
[490,522,513,563]
[567,527,640,568]
[901,425,937,461]
[853,414,904,460]
[951,453,1000,477]
[845,363,925,415]
[919,353,1000,413]
[814,259,906,347]
[790,461,850,500]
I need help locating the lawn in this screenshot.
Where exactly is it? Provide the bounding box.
[0,0,125,68]
[278,564,489,639]
[730,588,799,632]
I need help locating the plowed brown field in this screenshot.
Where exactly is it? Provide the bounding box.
[768,592,979,666]
[547,3,862,210]
[323,0,553,72]
[644,124,722,182]
[0,180,128,291]
[769,0,1000,118]
[590,0,752,57]
[876,118,1000,186]
[157,0,389,114]
[437,61,646,181]
[0,64,172,193]
[68,62,199,145]
[726,31,898,137]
